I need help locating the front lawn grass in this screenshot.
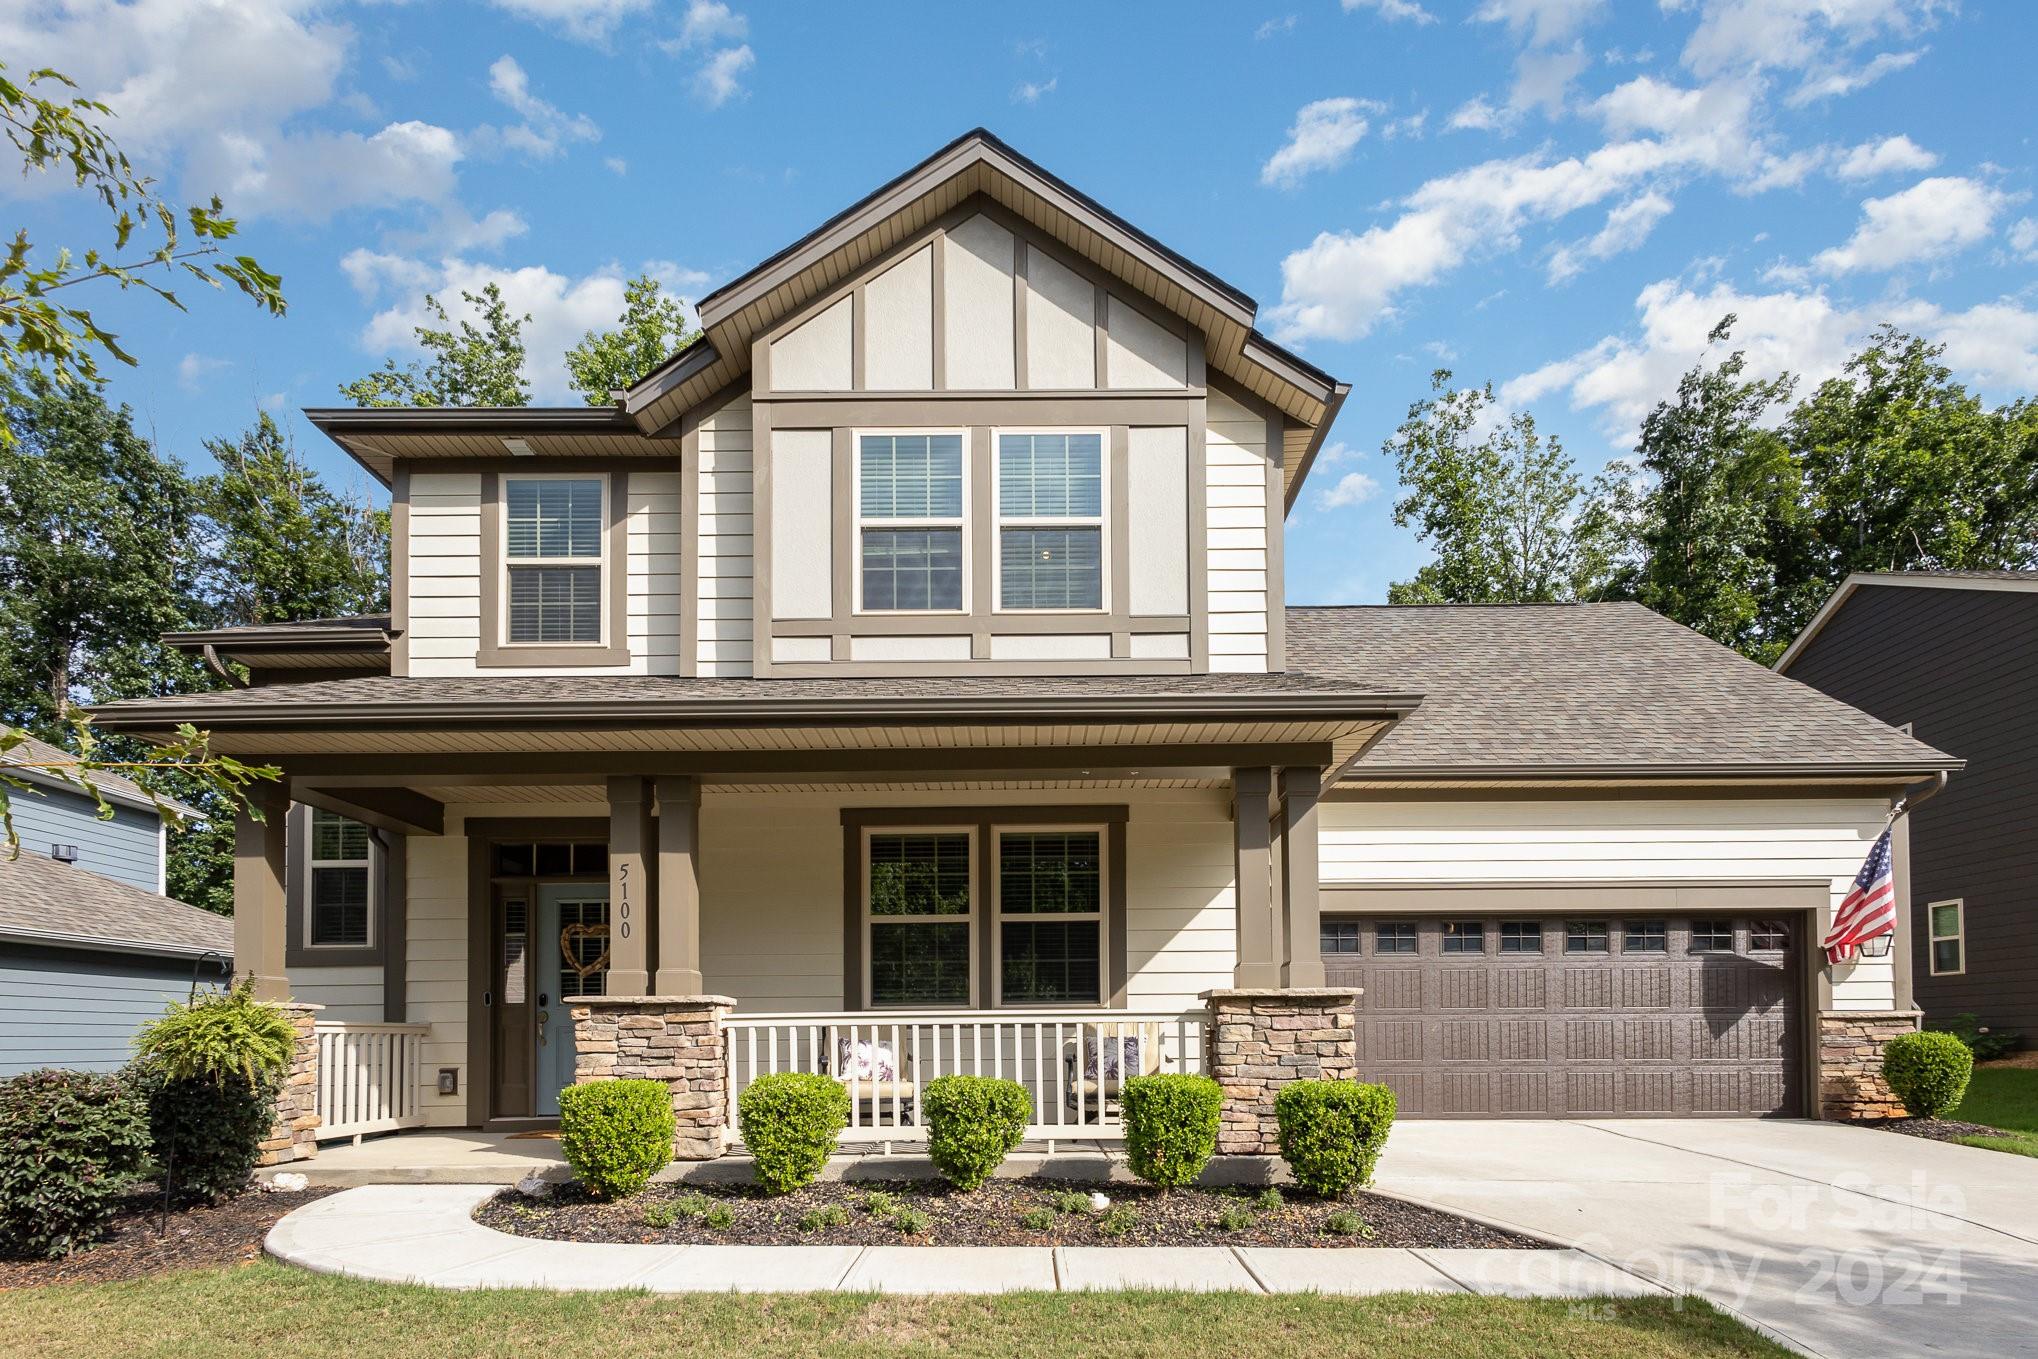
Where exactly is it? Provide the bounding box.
[0,1261,1791,1359]
[1954,1131,2038,1158]
[1953,1065,2038,1134]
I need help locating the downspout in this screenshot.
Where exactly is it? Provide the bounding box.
[201,644,249,689]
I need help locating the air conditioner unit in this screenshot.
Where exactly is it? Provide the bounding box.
[50,844,78,863]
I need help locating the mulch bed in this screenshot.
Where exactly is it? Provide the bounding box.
[0,1184,336,1288]
[476,1178,1546,1250]
[1869,1115,2020,1145]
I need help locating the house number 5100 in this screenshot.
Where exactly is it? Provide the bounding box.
[617,861,632,939]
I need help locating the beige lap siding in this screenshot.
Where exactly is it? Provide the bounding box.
[404,828,475,1127]
[286,965,382,1024]
[696,395,755,677]
[1317,796,1898,1011]
[1204,389,1269,674]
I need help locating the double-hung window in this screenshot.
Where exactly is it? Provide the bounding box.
[504,476,605,644]
[996,432,1104,610]
[307,809,372,947]
[1928,899,1965,975]
[859,433,965,611]
[864,831,974,1006]
[996,830,1104,1005]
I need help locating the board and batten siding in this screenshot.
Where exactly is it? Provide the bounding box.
[0,944,214,1077]
[405,470,683,678]
[1205,388,1270,674]
[696,395,756,677]
[6,794,162,894]
[1318,797,1899,1011]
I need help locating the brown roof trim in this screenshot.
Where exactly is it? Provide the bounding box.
[1341,758,1961,782]
[621,336,723,417]
[165,622,395,655]
[304,407,635,436]
[1776,569,2038,673]
[92,689,1423,734]
[1285,381,1352,513]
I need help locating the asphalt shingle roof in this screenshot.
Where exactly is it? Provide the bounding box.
[0,851,232,957]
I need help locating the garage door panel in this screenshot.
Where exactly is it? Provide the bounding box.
[1326,912,1803,1119]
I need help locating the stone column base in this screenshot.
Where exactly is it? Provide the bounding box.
[260,1003,322,1166]
[1819,1010,1922,1120]
[570,995,734,1160]
[1201,987,1360,1156]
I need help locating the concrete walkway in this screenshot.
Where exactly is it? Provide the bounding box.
[1374,1118,2038,1359]
[265,1184,1653,1298]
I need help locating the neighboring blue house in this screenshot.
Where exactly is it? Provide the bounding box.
[0,731,232,1077]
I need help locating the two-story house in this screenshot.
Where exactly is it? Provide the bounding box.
[95,132,1957,1162]
[0,730,231,1077]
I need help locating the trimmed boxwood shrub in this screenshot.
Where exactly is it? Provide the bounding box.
[1122,1073,1222,1189]
[0,1068,152,1259]
[737,1072,849,1195]
[559,1080,675,1199]
[1883,1030,1974,1119]
[923,1075,1029,1190]
[1274,1079,1397,1198]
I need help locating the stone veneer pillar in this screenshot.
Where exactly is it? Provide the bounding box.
[259,1003,322,1166]
[570,995,734,1160]
[1819,1009,1922,1120]
[1202,987,1360,1155]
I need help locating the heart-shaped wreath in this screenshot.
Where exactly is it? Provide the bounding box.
[558,922,610,979]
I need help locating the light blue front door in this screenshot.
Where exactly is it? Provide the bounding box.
[535,883,611,1116]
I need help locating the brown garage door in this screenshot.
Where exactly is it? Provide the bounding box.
[1321,914,1804,1118]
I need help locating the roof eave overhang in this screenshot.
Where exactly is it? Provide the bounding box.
[1,765,200,818]
[0,925,230,961]
[1340,759,1962,785]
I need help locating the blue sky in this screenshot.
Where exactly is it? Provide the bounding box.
[5,0,2034,603]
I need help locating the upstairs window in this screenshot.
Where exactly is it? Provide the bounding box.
[308,809,371,947]
[997,432,1104,610]
[505,477,605,644]
[859,433,965,611]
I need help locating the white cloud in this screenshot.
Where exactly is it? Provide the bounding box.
[1674,0,1943,80]
[2010,218,2038,261]
[177,353,230,392]
[1813,177,2011,275]
[1740,146,1827,193]
[485,0,652,43]
[673,0,747,48]
[1446,97,1510,133]
[1509,43,1590,117]
[1547,191,1673,283]
[1260,97,1379,187]
[1787,47,1924,105]
[1833,134,1939,181]
[1316,470,1383,511]
[693,44,754,106]
[195,120,464,221]
[1474,0,1607,47]
[1013,76,1058,104]
[443,207,530,251]
[604,156,629,176]
[475,55,600,160]
[1340,0,1436,24]
[1255,14,1297,39]
[1383,111,1427,140]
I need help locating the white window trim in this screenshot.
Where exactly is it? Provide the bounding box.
[990,427,1110,615]
[304,809,376,951]
[1928,897,1965,976]
[991,825,1109,1008]
[499,472,611,648]
[852,428,970,616]
[861,825,978,1009]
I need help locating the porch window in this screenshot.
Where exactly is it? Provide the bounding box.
[858,433,964,611]
[504,476,605,644]
[1928,899,1964,975]
[996,432,1104,610]
[995,830,1104,1005]
[307,809,371,947]
[865,831,973,1006]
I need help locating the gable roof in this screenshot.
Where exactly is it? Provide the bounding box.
[1775,571,2038,673]
[0,850,232,959]
[3,730,198,819]
[165,614,396,677]
[1290,603,1957,780]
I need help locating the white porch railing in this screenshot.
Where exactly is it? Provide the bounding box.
[722,1010,1209,1147]
[312,1021,431,1144]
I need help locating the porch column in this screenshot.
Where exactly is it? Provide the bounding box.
[652,775,704,995]
[1279,766,1326,988]
[606,775,654,996]
[233,783,290,1002]
[1231,767,1280,988]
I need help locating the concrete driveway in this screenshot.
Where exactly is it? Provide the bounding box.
[1375,1119,2038,1359]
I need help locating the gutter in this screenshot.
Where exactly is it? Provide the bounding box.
[0,925,232,962]
[1338,758,1964,783]
[303,406,636,434]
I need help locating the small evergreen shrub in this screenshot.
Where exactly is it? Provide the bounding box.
[1018,1206,1057,1230]
[558,1079,674,1199]
[1216,1203,1255,1232]
[1321,1210,1372,1239]
[1883,1031,1974,1119]
[1121,1073,1222,1190]
[129,981,299,1205]
[861,1189,901,1216]
[1274,1079,1397,1198]
[889,1205,930,1235]
[923,1075,1029,1190]
[737,1072,848,1195]
[1254,1187,1285,1212]
[702,1203,736,1230]
[1096,1204,1138,1237]
[1050,1189,1093,1215]
[0,1069,151,1259]
[1937,1013,2021,1062]
[674,1191,712,1219]
[640,1201,679,1229]
[799,1204,850,1233]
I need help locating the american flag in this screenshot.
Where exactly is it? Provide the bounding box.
[1824,829,1896,964]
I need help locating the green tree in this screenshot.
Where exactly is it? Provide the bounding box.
[340,283,530,407]
[564,274,698,404]
[1384,370,1611,603]
[1605,317,1801,656]
[0,63,283,424]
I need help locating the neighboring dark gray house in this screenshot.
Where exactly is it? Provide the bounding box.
[1778,571,2038,1041]
[0,732,231,1076]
